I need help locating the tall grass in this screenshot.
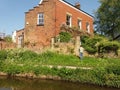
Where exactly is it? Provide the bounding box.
[0,49,120,67]
[0,49,120,88]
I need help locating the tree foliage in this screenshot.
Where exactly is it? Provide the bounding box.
[4,35,12,43]
[95,0,120,40]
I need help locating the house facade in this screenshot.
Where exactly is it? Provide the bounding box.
[16,0,94,48]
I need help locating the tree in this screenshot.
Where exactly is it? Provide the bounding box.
[95,0,120,40]
[4,35,12,43]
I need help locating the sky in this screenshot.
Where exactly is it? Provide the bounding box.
[0,0,100,35]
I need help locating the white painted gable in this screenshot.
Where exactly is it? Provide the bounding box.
[39,0,43,4]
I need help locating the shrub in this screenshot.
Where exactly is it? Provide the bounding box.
[4,35,12,43]
[81,35,104,54]
[84,46,97,54]
[105,65,120,75]
[2,64,22,76]
[59,32,72,42]
[81,35,120,57]
[0,49,39,61]
[6,49,19,60]
[0,50,7,60]
[97,40,120,56]
[18,50,38,60]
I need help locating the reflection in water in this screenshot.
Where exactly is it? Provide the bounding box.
[0,77,119,90]
[0,88,12,90]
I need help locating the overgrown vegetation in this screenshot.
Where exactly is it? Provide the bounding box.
[4,35,12,43]
[97,40,120,57]
[0,49,120,88]
[81,35,120,57]
[59,32,71,42]
[81,35,102,54]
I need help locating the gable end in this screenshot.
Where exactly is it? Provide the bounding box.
[60,0,94,19]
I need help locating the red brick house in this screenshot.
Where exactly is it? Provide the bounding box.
[16,0,94,48]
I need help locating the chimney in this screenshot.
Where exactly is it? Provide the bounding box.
[75,2,80,9]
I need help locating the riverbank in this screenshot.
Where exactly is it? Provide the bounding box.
[0,49,120,88]
[0,65,92,80]
[0,64,120,88]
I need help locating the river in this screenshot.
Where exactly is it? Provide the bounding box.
[0,77,119,90]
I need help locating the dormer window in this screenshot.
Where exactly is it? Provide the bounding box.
[37,13,44,25]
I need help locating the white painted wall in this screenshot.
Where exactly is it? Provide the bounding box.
[12,31,16,43]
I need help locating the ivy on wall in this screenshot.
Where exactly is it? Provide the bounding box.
[59,32,71,42]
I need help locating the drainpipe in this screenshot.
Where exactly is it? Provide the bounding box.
[54,1,57,37]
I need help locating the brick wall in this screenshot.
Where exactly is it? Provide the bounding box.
[0,40,16,50]
[16,29,24,48]
[24,0,56,47]
[17,0,94,49]
[55,0,94,34]
[0,40,6,50]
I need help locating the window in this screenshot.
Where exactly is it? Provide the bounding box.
[66,14,72,27]
[86,22,90,33]
[37,13,44,25]
[78,19,82,30]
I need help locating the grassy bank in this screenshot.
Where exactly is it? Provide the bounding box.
[0,49,120,88]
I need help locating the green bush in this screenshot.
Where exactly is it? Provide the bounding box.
[81,35,104,54]
[18,50,38,60]
[5,49,38,61]
[58,68,73,78]
[84,46,97,54]
[2,64,22,76]
[6,49,19,60]
[81,35,120,56]
[59,32,71,42]
[4,35,12,43]
[97,40,120,56]
[0,50,7,60]
[105,65,120,75]
[33,66,45,75]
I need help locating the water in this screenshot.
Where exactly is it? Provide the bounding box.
[0,77,119,90]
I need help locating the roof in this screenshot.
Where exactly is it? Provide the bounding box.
[62,0,94,18]
[0,38,5,41]
[16,29,24,32]
[39,0,94,19]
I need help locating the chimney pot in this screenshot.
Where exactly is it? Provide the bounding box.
[75,2,80,9]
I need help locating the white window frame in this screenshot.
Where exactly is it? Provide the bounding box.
[86,22,90,33]
[66,14,72,27]
[37,13,44,25]
[78,19,82,30]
